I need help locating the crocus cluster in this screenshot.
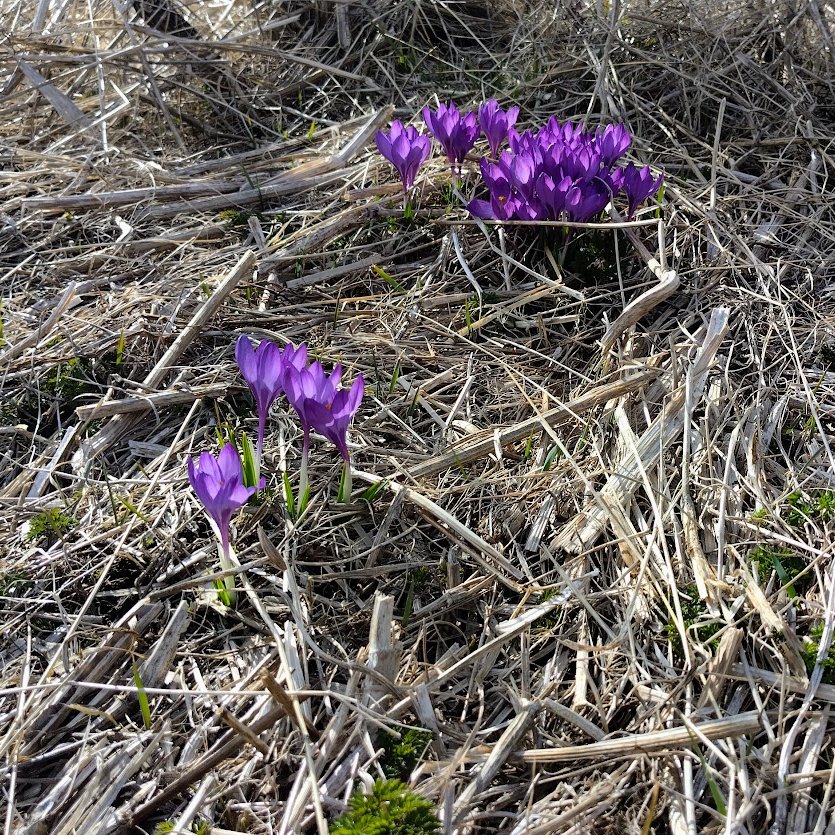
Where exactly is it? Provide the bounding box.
[234,334,364,500]
[375,99,514,193]
[374,100,663,223]
[468,118,663,223]
[186,336,364,602]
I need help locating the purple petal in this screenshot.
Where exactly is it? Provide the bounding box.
[467,198,496,219]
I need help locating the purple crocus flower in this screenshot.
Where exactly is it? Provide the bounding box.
[478,99,520,159]
[535,173,573,220]
[594,123,632,168]
[469,115,661,227]
[422,101,480,172]
[284,361,364,500]
[305,375,365,462]
[375,120,432,194]
[566,179,611,222]
[284,360,341,498]
[235,335,284,466]
[187,444,265,601]
[560,146,602,182]
[498,150,538,201]
[468,158,517,220]
[620,163,664,218]
[284,361,341,439]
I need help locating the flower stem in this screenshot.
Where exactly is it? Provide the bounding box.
[299,429,310,508]
[218,530,236,606]
[256,415,266,465]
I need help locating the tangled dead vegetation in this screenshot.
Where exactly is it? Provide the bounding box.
[2,0,835,832]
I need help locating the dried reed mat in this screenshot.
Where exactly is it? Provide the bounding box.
[3,0,835,833]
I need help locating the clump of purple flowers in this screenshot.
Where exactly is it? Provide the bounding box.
[232,338,364,505]
[373,102,663,224]
[468,117,662,223]
[186,337,364,602]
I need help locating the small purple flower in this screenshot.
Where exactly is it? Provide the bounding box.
[620,163,664,218]
[284,361,341,437]
[235,335,286,461]
[498,150,538,201]
[305,375,365,462]
[284,360,342,496]
[187,444,264,563]
[478,99,520,159]
[468,158,517,220]
[375,121,432,193]
[594,123,632,168]
[559,146,603,182]
[535,173,573,220]
[422,101,480,171]
[565,179,611,222]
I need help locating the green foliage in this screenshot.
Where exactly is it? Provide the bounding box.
[217,208,257,228]
[115,328,126,366]
[131,660,152,729]
[819,342,835,370]
[542,444,562,472]
[152,820,210,835]
[750,507,769,523]
[380,727,433,780]
[41,356,95,400]
[373,264,406,294]
[399,567,434,629]
[0,400,17,425]
[561,229,624,284]
[801,623,835,685]
[0,569,29,596]
[786,489,835,526]
[664,585,721,658]
[534,587,564,632]
[26,508,76,543]
[750,545,809,596]
[331,779,440,835]
[440,181,456,208]
[360,479,388,507]
[239,431,259,489]
[393,44,420,73]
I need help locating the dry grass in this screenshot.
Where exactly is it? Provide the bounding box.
[2,0,835,832]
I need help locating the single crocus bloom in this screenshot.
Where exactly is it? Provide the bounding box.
[283,360,342,498]
[235,335,285,470]
[187,444,265,602]
[422,101,480,172]
[468,158,518,220]
[307,374,364,501]
[478,99,520,160]
[535,172,573,220]
[305,375,365,462]
[375,120,432,193]
[594,123,632,168]
[621,163,663,219]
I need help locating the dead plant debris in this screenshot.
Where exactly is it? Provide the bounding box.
[2,0,835,833]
